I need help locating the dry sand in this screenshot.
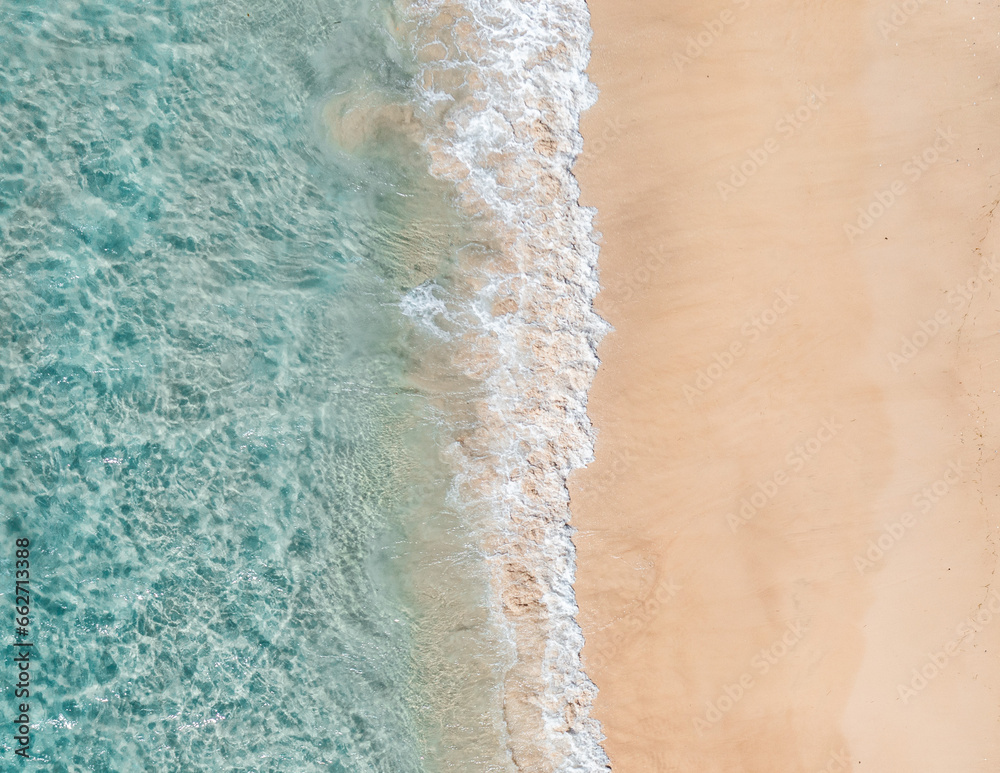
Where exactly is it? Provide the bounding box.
[570,1,1000,770]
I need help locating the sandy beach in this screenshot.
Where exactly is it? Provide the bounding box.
[571,1,1000,770]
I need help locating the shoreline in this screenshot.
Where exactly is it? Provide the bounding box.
[572,1,1000,770]
[396,2,610,769]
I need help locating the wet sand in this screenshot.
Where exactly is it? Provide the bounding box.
[571,1,1000,770]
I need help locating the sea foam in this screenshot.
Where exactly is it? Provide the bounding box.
[399,1,610,770]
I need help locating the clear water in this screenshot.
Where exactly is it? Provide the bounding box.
[0,1,505,770]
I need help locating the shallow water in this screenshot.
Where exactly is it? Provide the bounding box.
[0,1,511,770]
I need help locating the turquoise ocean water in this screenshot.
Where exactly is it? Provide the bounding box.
[0,1,516,770]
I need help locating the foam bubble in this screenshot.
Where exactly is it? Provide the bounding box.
[400,280,460,340]
[400,1,611,770]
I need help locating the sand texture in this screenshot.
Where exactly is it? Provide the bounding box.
[571,1,1000,770]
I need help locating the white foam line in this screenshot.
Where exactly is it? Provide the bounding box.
[403,1,611,770]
